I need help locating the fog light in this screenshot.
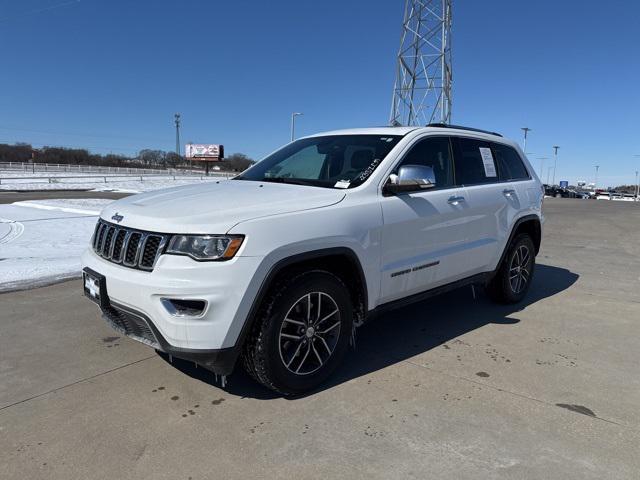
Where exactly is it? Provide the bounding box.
[161,298,207,317]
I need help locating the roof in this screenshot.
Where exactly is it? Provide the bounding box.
[306,124,504,140]
[306,126,420,137]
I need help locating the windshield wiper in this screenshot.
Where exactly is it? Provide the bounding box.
[259,177,315,186]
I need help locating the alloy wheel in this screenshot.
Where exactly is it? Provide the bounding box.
[278,292,341,375]
[509,245,531,294]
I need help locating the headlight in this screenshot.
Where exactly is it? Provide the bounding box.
[166,235,244,261]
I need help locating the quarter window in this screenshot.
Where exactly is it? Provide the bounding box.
[396,137,454,189]
[492,143,530,181]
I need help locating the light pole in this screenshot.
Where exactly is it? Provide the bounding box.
[552,146,560,185]
[174,113,181,156]
[521,127,531,154]
[594,165,599,189]
[291,112,303,142]
[537,157,548,180]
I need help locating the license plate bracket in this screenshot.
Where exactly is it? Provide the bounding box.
[83,267,109,309]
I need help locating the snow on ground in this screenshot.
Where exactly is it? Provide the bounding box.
[0,199,114,292]
[89,177,230,193]
[12,199,111,215]
[0,172,233,192]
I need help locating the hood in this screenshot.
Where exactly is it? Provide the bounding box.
[100,180,346,233]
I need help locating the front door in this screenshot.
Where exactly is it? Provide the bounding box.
[379,136,470,304]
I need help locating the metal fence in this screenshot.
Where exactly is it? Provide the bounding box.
[0,173,234,186]
[0,162,200,175]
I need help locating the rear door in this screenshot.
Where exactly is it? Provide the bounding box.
[451,137,531,274]
[379,136,469,304]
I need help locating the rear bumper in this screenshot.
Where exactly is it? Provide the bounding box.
[100,296,240,375]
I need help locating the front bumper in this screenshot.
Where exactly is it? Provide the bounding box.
[82,247,265,373]
[100,297,238,375]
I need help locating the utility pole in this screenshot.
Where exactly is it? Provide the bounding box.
[390,0,453,126]
[174,113,181,156]
[594,165,599,189]
[521,127,531,154]
[552,146,560,186]
[291,112,303,142]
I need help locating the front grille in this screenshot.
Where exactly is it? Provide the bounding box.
[102,305,159,348]
[92,219,167,271]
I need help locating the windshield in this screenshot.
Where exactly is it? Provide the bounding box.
[235,134,402,189]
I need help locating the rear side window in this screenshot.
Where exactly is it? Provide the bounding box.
[492,143,530,181]
[397,137,454,188]
[452,137,497,186]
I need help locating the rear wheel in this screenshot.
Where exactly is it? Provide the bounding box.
[242,271,353,395]
[487,233,535,304]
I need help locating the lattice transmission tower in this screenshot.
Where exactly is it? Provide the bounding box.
[389,0,452,126]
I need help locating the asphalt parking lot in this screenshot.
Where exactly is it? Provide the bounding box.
[1,198,639,479]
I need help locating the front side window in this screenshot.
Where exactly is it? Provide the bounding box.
[492,143,530,181]
[396,137,454,189]
[452,137,497,186]
[236,135,402,189]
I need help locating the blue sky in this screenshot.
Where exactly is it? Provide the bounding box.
[1,0,639,186]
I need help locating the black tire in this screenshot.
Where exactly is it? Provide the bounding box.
[242,270,353,395]
[486,233,536,304]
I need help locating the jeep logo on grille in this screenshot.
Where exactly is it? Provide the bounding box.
[111,213,124,223]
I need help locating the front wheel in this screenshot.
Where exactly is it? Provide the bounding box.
[242,271,353,395]
[486,233,536,304]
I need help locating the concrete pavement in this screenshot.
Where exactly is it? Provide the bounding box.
[1,198,639,479]
[0,190,129,204]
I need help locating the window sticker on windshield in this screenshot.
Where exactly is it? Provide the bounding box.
[479,147,497,177]
[334,179,351,189]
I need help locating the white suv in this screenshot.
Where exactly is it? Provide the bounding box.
[82,124,543,394]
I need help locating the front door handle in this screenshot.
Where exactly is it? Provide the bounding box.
[503,188,516,196]
[448,195,465,205]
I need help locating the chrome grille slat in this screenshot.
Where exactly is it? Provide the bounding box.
[124,232,142,266]
[95,223,107,251]
[102,226,116,257]
[111,229,126,263]
[134,233,147,266]
[107,227,118,258]
[92,220,167,272]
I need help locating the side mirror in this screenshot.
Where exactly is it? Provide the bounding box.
[384,164,436,194]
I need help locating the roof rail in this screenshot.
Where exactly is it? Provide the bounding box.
[426,123,503,137]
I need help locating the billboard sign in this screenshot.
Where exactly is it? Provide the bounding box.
[185,144,224,160]
[559,180,569,189]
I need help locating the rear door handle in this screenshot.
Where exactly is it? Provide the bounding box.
[448,195,465,205]
[503,188,516,196]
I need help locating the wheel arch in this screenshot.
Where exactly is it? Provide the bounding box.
[497,214,542,271]
[236,247,368,349]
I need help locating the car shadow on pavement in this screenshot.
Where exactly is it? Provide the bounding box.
[163,263,578,400]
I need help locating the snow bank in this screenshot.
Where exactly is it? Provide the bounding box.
[0,173,232,192]
[0,200,115,293]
